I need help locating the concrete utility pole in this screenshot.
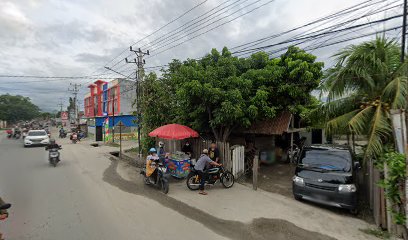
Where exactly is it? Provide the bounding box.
[68,83,81,126]
[401,0,407,62]
[125,46,149,159]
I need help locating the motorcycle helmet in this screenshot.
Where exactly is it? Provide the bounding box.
[149,148,157,153]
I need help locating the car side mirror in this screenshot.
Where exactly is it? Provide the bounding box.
[354,162,361,170]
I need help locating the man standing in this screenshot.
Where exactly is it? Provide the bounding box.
[208,142,220,163]
[194,149,221,195]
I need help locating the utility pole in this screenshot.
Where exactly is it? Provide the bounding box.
[125,46,149,159]
[68,83,81,126]
[401,0,407,62]
[112,88,116,143]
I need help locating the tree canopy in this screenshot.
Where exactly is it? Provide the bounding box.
[319,37,408,159]
[0,94,41,123]
[141,46,323,146]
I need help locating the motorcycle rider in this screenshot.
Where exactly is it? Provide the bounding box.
[194,149,222,195]
[146,148,160,183]
[0,197,11,240]
[45,139,61,151]
[59,127,65,138]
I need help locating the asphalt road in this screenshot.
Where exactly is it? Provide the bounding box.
[0,132,227,240]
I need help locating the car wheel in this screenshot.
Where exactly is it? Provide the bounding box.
[294,194,302,201]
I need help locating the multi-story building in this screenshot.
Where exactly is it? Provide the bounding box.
[84,79,138,142]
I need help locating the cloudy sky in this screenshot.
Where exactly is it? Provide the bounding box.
[0,0,403,111]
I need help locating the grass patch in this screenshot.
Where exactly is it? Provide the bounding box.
[359,228,390,239]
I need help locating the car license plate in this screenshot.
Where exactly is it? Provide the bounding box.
[312,194,327,201]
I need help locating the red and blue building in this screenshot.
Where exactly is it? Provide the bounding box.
[84,79,138,142]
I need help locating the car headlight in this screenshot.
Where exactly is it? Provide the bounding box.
[338,184,357,193]
[292,176,304,186]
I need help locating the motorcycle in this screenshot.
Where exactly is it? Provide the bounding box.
[14,132,21,139]
[59,132,67,138]
[47,147,61,167]
[140,160,169,194]
[71,133,78,144]
[59,131,67,138]
[7,133,12,139]
[186,165,235,190]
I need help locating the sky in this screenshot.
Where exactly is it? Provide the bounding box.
[0,0,403,111]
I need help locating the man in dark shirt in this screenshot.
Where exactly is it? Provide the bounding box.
[208,142,220,163]
[194,149,221,195]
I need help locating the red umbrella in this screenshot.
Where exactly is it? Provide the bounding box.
[149,124,199,140]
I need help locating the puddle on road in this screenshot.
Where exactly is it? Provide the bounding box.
[103,159,336,240]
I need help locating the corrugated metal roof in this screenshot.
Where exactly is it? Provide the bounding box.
[244,111,292,135]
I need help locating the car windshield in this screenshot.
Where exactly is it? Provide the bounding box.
[299,148,351,172]
[28,131,47,136]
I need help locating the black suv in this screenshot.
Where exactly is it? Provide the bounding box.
[292,145,360,213]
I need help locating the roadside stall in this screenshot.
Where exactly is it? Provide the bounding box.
[149,124,199,178]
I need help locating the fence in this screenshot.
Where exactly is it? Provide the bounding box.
[156,138,241,173]
[231,145,245,178]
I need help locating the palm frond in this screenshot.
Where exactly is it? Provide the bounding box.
[364,103,392,159]
[325,109,360,135]
[382,76,408,108]
[348,106,375,135]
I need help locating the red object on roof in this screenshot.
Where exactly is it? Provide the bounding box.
[149,124,199,140]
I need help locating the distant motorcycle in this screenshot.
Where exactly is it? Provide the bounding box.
[70,133,78,144]
[14,132,21,139]
[59,132,67,138]
[46,147,62,167]
[186,165,235,190]
[140,160,169,194]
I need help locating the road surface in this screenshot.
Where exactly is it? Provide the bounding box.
[0,132,228,240]
[0,131,369,240]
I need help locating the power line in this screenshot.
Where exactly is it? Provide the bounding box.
[103,0,210,70]
[148,0,277,58]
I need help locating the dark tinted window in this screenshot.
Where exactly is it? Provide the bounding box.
[300,148,351,172]
[28,131,47,136]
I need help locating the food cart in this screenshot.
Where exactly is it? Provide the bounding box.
[149,124,199,178]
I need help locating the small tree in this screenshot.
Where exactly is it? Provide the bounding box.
[160,47,323,141]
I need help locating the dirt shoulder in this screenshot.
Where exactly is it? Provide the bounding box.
[109,158,377,240]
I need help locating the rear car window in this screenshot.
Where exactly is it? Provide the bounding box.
[300,148,352,172]
[28,131,47,136]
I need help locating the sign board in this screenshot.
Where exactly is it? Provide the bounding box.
[61,111,68,120]
[104,117,110,142]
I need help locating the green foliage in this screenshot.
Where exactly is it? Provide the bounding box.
[319,37,408,159]
[376,151,406,226]
[0,94,41,123]
[359,228,391,239]
[142,46,323,142]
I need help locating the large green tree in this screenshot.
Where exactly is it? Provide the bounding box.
[141,46,323,143]
[0,94,41,123]
[320,37,408,159]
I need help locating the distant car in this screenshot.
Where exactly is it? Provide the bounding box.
[292,145,360,213]
[24,130,50,147]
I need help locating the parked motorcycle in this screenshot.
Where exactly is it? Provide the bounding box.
[140,160,169,194]
[46,147,62,167]
[186,165,235,190]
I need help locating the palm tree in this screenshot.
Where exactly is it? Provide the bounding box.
[320,37,407,159]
